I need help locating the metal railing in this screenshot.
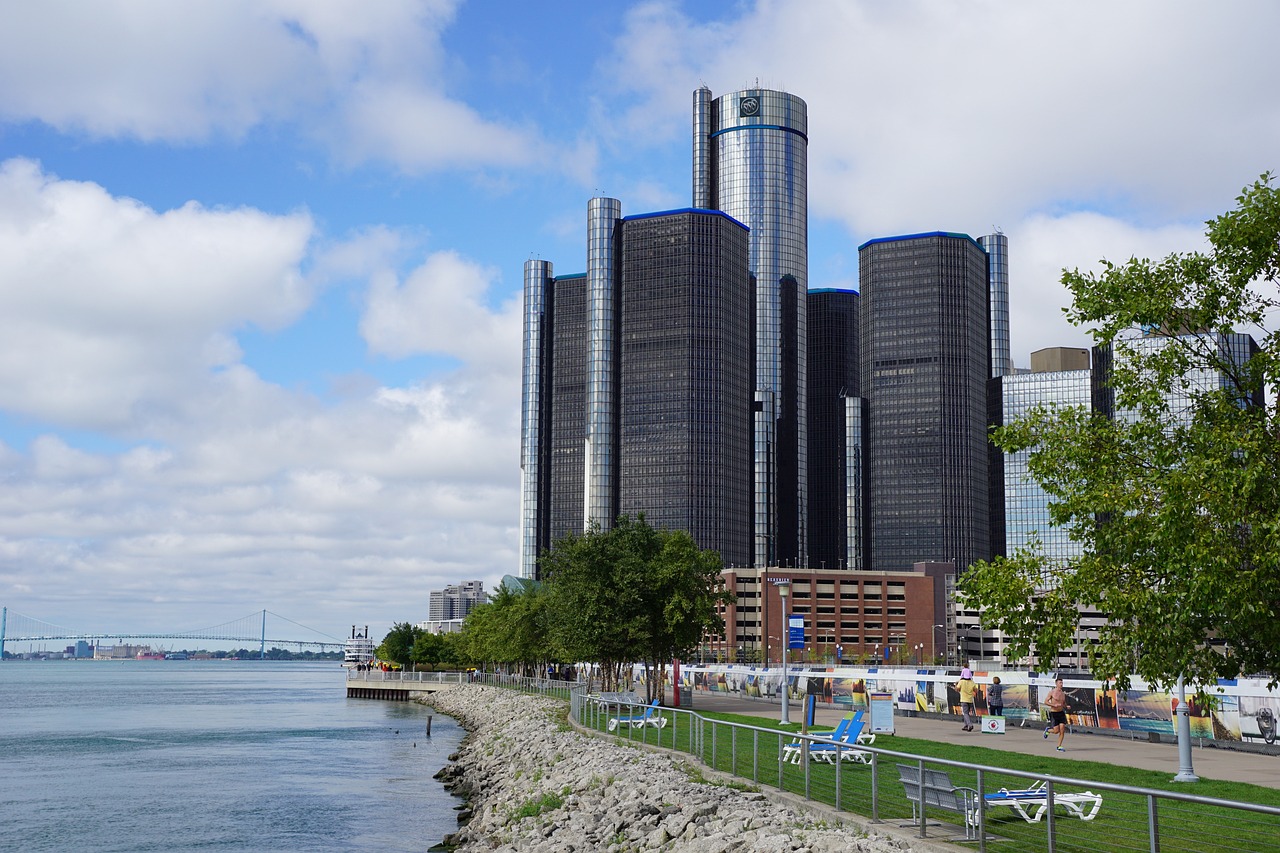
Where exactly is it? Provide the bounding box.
[345,669,469,684]
[477,674,1280,853]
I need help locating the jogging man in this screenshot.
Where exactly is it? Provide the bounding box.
[1043,677,1068,752]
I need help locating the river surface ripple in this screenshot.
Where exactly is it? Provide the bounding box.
[0,660,464,852]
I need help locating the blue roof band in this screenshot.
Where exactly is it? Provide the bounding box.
[710,125,809,143]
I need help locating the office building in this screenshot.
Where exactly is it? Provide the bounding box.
[978,233,1013,378]
[428,580,487,621]
[806,288,865,570]
[858,232,992,575]
[965,347,1100,666]
[520,201,756,575]
[424,581,488,633]
[694,86,808,569]
[520,264,589,577]
[713,563,952,665]
[618,209,754,567]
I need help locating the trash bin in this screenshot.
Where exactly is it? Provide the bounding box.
[679,686,693,708]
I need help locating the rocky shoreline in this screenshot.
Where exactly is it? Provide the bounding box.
[424,684,924,852]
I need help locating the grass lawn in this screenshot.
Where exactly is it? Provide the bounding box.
[587,702,1280,853]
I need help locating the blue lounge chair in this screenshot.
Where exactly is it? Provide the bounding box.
[783,714,875,764]
[607,698,668,731]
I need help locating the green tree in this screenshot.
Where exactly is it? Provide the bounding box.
[377,622,422,668]
[542,515,731,699]
[455,581,556,675]
[959,174,1280,690]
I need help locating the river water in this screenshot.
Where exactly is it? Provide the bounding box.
[0,660,465,852]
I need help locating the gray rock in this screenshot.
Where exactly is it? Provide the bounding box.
[424,685,910,852]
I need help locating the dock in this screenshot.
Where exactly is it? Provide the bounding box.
[345,669,467,701]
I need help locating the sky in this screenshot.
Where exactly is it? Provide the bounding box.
[0,0,1277,648]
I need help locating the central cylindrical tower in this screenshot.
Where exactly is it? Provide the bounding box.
[694,86,808,568]
[520,258,553,578]
[584,197,622,531]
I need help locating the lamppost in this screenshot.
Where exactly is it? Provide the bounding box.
[914,643,923,665]
[886,632,903,665]
[774,579,792,724]
[932,624,945,665]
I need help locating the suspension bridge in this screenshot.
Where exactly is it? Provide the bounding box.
[0,607,347,659]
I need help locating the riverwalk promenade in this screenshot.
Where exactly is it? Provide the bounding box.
[686,691,1280,789]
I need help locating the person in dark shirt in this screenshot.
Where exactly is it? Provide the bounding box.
[988,676,1004,717]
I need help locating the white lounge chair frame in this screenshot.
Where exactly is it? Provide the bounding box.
[980,780,1103,824]
[606,698,668,732]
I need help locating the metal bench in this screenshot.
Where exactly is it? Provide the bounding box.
[896,763,979,840]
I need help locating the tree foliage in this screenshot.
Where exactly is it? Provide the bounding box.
[959,174,1280,690]
[377,621,422,667]
[454,581,556,675]
[541,515,733,699]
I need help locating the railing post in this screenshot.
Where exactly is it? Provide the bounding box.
[1148,793,1160,853]
[976,767,986,852]
[834,742,842,811]
[777,731,785,791]
[916,758,927,838]
[803,736,811,799]
[752,729,759,783]
[1045,779,1056,853]
[870,754,879,822]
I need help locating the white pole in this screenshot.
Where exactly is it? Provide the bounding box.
[778,580,790,725]
[1173,674,1199,782]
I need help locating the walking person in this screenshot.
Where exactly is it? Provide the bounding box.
[957,668,977,732]
[988,676,1004,717]
[1043,676,1068,751]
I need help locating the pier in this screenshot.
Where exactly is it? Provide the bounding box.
[345,669,467,701]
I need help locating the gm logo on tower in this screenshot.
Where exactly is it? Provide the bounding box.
[740,96,760,117]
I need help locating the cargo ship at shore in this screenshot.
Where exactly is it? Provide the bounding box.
[343,626,375,668]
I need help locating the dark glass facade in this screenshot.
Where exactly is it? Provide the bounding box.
[548,273,588,549]
[618,210,753,567]
[807,289,861,569]
[858,232,992,573]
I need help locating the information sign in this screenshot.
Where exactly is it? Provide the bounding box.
[788,615,805,650]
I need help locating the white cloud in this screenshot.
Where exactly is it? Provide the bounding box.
[600,0,1280,232]
[360,249,522,371]
[0,157,518,637]
[596,0,1277,368]
[0,0,550,174]
[0,158,314,430]
[1004,212,1208,366]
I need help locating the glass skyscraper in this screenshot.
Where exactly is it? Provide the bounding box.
[520,201,756,576]
[978,232,1013,378]
[999,352,1094,565]
[694,86,808,569]
[519,264,589,577]
[858,232,992,575]
[807,288,864,570]
[618,209,754,567]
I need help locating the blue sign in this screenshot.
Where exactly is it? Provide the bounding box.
[788,615,805,650]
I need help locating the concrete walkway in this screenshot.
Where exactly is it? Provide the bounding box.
[683,692,1280,790]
